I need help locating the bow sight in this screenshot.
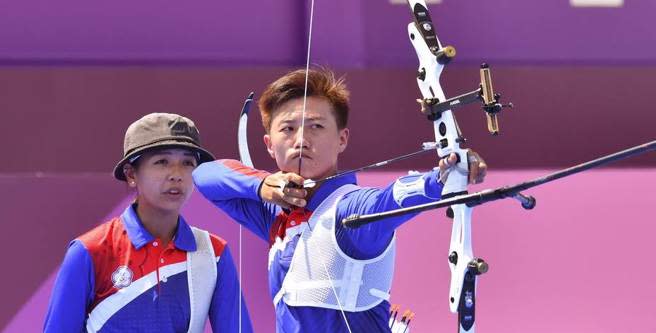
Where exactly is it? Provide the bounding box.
[417,63,514,136]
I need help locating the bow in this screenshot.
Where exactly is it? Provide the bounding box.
[404,1,509,331]
[338,2,656,333]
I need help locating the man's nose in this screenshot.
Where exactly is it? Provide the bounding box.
[293,129,309,149]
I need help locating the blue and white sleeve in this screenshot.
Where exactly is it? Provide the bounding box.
[44,240,95,333]
[335,169,443,259]
[193,159,280,241]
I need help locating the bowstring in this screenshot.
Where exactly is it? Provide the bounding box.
[299,0,353,331]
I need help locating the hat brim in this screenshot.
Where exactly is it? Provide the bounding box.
[113,140,215,181]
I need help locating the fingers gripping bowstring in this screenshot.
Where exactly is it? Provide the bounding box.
[300,1,352,331]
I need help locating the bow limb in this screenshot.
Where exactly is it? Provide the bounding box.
[236,91,255,333]
[238,92,255,169]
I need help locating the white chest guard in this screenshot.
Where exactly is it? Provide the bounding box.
[274,184,396,312]
[187,227,218,333]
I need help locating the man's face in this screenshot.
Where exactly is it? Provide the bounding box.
[264,96,349,180]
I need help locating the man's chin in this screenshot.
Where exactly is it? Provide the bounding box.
[302,169,336,182]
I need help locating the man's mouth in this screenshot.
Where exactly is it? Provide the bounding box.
[291,152,312,160]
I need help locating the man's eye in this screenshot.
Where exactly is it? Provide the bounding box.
[155,159,168,165]
[311,124,324,129]
[184,160,197,167]
[281,126,294,133]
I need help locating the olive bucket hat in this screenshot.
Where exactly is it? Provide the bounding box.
[113,113,215,181]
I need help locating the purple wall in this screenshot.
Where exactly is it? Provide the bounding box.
[353,1,656,66]
[0,175,126,330]
[1,1,655,66]
[0,0,304,65]
[1,66,654,174]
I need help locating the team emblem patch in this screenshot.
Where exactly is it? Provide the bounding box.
[111,265,133,289]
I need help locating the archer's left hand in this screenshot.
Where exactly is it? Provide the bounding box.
[438,149,487,184]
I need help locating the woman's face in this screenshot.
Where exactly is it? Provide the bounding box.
[125,148,198,214]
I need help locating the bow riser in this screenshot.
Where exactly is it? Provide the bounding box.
[407,15,469,194]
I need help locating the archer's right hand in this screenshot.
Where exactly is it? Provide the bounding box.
[259,171,308,209]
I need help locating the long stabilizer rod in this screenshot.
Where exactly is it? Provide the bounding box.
[343,140,656,228]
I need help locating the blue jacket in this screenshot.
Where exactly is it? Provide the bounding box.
[193,160,443,333]
[44,204,253,333]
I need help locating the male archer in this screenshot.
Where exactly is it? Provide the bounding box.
[193,68,487,332]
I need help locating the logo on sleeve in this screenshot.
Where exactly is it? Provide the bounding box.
[111,266,133,289]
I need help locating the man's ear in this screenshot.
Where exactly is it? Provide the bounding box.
[337,128,349,153]
[263,134,276,159]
